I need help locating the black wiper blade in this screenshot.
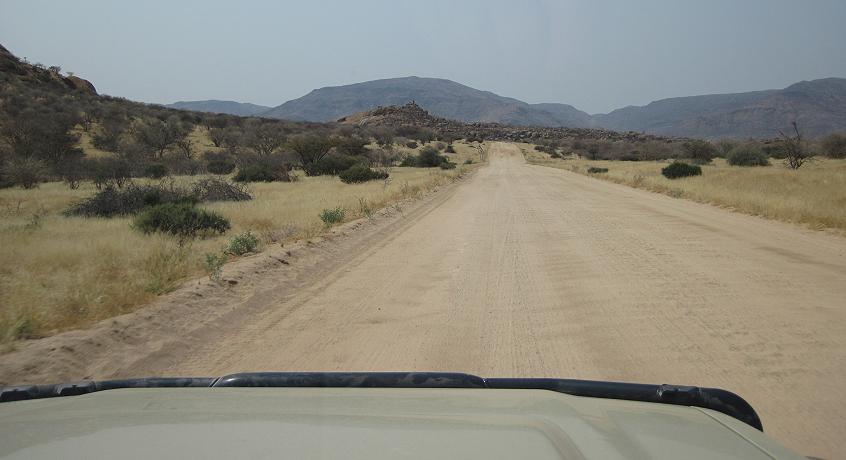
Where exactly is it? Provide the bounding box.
[0,372,762,432]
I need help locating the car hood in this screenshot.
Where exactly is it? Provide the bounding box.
[0,387,802,459]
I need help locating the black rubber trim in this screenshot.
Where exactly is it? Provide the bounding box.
[0,372,762,431]
[485,377,762,431]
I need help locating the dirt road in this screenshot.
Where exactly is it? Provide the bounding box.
[4,143,845,457]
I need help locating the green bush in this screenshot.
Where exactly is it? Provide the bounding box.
[587,166,608,173]
[233,163,291,182]
[204,252,226,281]
[401,146,453,168]
[3,157,46,189]
[405,141,418,149]
[225,231,259,255]
[727,146,770,166]
[143,163,167,179]
[661,162,702,179]
[333,136,369,155]
[445,144,456,153]
[207,160,236,175]
[399,156,418,167]
[319,207,345,226]
[417,146,446,167]
[682,140,718,164]
[464,159,474,164]
[313,154,362,175]
[761,141,787,159]
[88,157,131,189]
[66,183,195,218]
[134,203,230,238]
[821,133,846,159]
[339,164,389,183]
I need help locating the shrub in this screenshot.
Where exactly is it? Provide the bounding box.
[661,162,702,179]
[727,146,770,166]
[333,136,369,156]
[313,153,362,175]
[134,203,229,238]
[534,144,556,155]
[225,231,259,255]
[319,207,345,226]
[587,167,608,173]
[761,141,787,159]
[682,140,718,164]
[618,152,641,161]
[89,157,131,189]
[408,146,452,168]
[204,252,226,282]
[435,142,446,151]
[445,144,456,153]
[399,156,418,167]
[190,178,252,202]
[439,161,456,170]
[289,134,334,176]
[339,164,389,183]
[464,159,474,164]
[66,183,195,218]
[233,163,292,182]
[3,157,46,189]
[206,160,236,175]
[143,163,167,179]
[405,141,418,149]
[821,133,846,159]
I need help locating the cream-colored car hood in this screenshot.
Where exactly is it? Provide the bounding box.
[0,387,802,459]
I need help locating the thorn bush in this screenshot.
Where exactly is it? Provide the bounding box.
[339,164,389,183]
[661,162,702,179]
[133,203,230,238]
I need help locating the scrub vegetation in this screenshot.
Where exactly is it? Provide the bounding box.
[523,144,846,232]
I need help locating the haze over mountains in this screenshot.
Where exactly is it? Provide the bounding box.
[167,100,271,117]
[169,76,846,139]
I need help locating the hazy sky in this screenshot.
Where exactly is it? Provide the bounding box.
[2,0,845,114]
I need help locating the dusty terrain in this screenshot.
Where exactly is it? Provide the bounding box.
[2,143,845,458]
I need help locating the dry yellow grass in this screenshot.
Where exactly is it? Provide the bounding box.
[0,142,481,343]
[521,145,846,233]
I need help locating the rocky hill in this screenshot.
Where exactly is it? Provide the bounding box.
[166,100,271,117]
[262,76,593,128]
[340,102,664,143]
[0,44,97,95]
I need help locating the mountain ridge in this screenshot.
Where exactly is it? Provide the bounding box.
[171,76,846,138]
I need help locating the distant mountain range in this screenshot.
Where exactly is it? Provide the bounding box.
[168,76,846,138]
[167,100,271,117]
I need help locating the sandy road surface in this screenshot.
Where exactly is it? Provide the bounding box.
[4,143,845,457]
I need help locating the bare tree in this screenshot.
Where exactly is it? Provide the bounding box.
[175,138,194,160]
[244,121,286,156]
[779,121,813,169]
[133,116,190,159]
[208,127,226,148]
